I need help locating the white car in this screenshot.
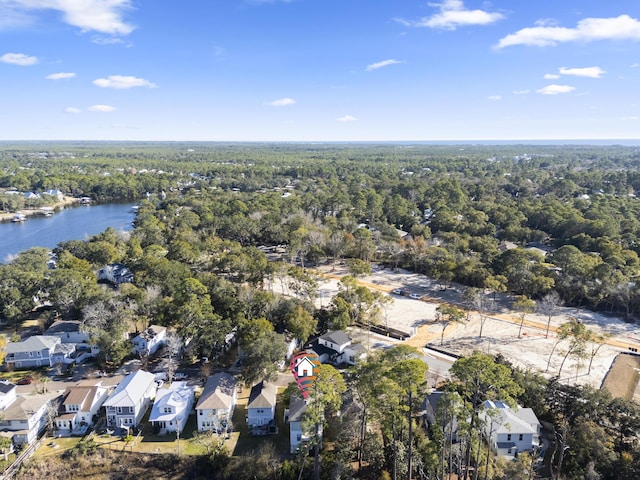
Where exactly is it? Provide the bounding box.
[392,288,404,295]
[409,293,422,300]
[173,372,188,380]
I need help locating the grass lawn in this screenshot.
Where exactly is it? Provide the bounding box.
[231,390,291,459]
[34,437,82,458]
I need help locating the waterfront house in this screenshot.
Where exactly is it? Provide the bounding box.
[0,381,17,410]
[0,391,61,447]
[149,381,195,434]
[55,383,109,436]
[196,373,237,433]
[97,263,134,285]
[103,370,156,430]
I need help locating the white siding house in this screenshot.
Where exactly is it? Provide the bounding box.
[149,381,195,434]
[55,383,109,435]
[247,382,277,430]
[480,400,541,459]
[196,373,237,433]
[286,396,322,454]
[132,325,167,357]
[0,392,61,446]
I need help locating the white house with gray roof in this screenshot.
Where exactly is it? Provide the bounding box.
[480,400,541,459]
[0,391,61,446]
[196,373,237,433]
[312,330,367,366]
[103,370,156,429]
[247,381,277,430]
[4,335,62,369]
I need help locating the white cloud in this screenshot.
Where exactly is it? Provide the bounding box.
[265,98,296,107]
[1,0,135,35]
[632,63,640,68]
[65,107,81,113]
[488,95,501,101]
[46,72,76,80]
[395,0,504,30]
[89,104,117,112]
[365,59,404,71]
[537,84,576,95]
[559,66,606,78]
[544,73,560,80]
[93,75,157,89]
[0,52,37,65]
[337,115,357,122]
[91,36,128,46]
[497,14,640,48]
[512,90,530,95]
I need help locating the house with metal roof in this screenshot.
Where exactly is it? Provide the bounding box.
[149,381,195,434]
[103,370,156,430]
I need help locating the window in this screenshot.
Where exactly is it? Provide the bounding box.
[37,351,41,357]
[199,411,203,416]
[519,434,523,441]
[507,434,511,441]
[164,407,172,414]
[117,407,122,413]
[507,448,512,454]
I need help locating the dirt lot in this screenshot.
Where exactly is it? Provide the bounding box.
[312,265,640,389]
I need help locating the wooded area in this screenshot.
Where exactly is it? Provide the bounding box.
[3,142,640,479]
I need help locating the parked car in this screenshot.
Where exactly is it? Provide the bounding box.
[16,376,33,385]
[392,288,404,295]
[409,293,423,300]
[173,372,188,380]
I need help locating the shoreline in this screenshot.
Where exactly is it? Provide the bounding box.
[0,196,80,223]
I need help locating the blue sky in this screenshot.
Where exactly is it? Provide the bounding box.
[1,0,639,142]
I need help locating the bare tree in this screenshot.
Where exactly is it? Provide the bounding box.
[539,292,563,339]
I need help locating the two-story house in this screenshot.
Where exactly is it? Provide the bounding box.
[55,383,109,435]
[132,325,167,357]
[196,373,237,433]
[4,335,62,369]
[480,400,541,459]
[97,263,134,285]
[149,381,195,434]
[103,370,156,430]
[0,381,17,410]
[0,391,61,446]
[45,320,100,364]
[247,381,277,432]
[310,330,366,366]
[286,395,322,454]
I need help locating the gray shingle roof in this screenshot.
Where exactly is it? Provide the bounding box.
[196,373,237,410]
[6,335,60,354]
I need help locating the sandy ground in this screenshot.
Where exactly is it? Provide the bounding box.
[0,195,79,222]
[303,264,640,389]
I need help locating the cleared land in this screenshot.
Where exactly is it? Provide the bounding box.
[313,265,640,390]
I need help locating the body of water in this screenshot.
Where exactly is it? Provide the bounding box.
[0,202,137,262]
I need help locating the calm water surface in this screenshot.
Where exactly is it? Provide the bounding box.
[0,203,136,262]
